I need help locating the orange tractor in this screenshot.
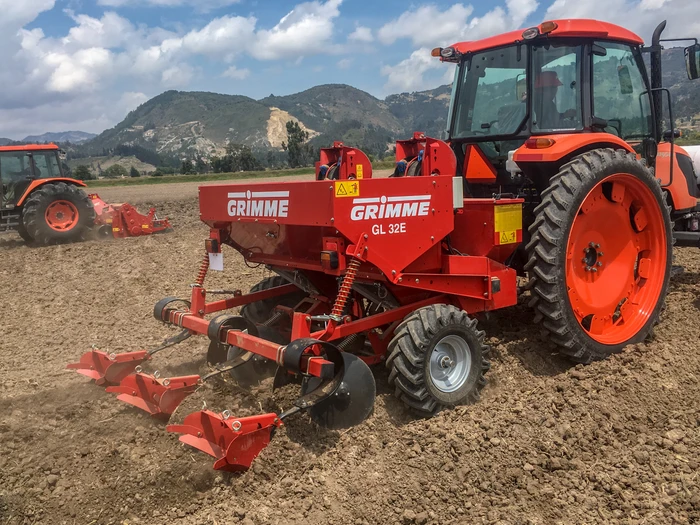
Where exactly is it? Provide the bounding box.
[70,19,699,471]
[0,143,170,244]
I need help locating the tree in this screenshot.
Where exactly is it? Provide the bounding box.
[180,159,195,174]
[103,164,128,179]
[282,120,314,168]
[211,144,262,173]
[130,166,141,178]
[73,165,94,181]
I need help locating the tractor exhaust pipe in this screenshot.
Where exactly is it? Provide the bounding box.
[650,20,667,142]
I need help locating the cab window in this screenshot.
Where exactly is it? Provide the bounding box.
[592,41,653,141]
[0,152,32,183]
[532,44,583,132]
[32,152,61,178]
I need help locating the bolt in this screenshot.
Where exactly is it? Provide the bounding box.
[592,268,598,273]
[597,262,603,267]
[431,236,435,241]
[598,252,604,257]
[415,279,420,283]
[595,243,600,249]
[330,218,334,223]
[364,246,368,251]
[585,267,591,272]
[581,258,587,263]
[439,356,453,369]
[364,234,368,239]
[483,292,489,297]
[392,270,396,275]
[589,242,595,247]
[398,278,403,283]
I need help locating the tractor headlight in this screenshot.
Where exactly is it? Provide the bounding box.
[440,47,456,58]
[522,27,539,40]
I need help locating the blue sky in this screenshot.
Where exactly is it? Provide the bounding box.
[1,0,697,138]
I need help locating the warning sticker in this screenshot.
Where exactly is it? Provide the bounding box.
[494,204,522,233]
[499,230,517,245]
[356,164,364,179]
[335,180,360,198]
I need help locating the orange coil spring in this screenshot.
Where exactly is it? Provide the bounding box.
[195,252,209,287]
[331,258,361,318]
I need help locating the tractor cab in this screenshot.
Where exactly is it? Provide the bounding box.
[435,19,700,206]
[0,144,65,208]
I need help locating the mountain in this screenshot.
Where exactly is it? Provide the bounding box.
[22,131,96,144]
[82,84,449,160]
[0,138,13,146]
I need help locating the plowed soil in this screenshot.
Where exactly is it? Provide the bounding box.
[1,180,699,525]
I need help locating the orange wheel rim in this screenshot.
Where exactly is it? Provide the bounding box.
[566,173,667,345]
[45,200,80,232]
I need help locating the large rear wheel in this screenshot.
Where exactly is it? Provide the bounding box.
[22,183,95,245]
[526,149,673,363]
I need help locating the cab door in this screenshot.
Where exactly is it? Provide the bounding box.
[0,151,35,208]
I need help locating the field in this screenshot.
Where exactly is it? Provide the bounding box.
[1,178,699,525]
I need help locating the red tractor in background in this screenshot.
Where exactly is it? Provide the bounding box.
[0,143,170,244]
[70,19,700,471]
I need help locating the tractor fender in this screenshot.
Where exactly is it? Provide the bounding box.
[512,133,635,193]
[16,178,88,207]
[512,133,634,164]
[655,143,699,212]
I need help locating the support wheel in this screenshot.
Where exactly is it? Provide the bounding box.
[386,304,490,416]
[240,275,306,326]
[526,149,672,363]
[22,183,95,245]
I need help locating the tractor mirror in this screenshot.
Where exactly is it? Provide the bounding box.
[617,65,633,95]
[591,44,607,57]
[684,43,700,80]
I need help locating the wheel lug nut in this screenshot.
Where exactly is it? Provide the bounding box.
[585,266,591,272]
[581,258,587,263]
[597,262,603,267]
[595,244,600,249]
[589,242,595,247]
[598,252,604,257]
[592,268,598,273]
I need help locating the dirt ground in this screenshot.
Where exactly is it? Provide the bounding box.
[1,178,699,525]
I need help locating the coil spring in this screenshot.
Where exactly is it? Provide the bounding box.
[331,257,361,318]
[195,252,209,287]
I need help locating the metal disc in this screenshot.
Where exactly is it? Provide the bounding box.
[301,353,376,430]
[227,326,287,387]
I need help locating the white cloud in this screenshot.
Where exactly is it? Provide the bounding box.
[0,0,56,30]
[179,15,256,60]
[337,58,353,69]
[348,26,373,43]
[222,65,251,79]
[378,4,475,47]
[545,0,700,38]
[252,0,344,59]
[379,1,538,93]
[97,0,241,10]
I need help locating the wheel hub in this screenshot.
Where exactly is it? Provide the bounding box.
[429,335,471,393]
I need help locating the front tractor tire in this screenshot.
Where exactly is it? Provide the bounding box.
[526,149,673,363]
[386,304,490,417]
[22,182,95,245]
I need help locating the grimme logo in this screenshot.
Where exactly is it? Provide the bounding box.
[227,190,289,218]
[350,195,431,221]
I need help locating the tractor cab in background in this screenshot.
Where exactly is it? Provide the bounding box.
[0,144,67,208]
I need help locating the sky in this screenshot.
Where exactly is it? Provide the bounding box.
[1,0,699,139]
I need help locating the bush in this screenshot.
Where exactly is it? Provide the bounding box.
[130,167,141,178]
[103,164,129,179]
[73,165,94,181]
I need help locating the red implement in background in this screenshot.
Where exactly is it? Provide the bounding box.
[90,194,171,238]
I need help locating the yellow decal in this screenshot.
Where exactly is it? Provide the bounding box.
[494,204,522,233]
[112,228,120,232]
[141,225,149,229]
[335,180,360,198]
[500,230,517,245]
[356,164,364,179]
